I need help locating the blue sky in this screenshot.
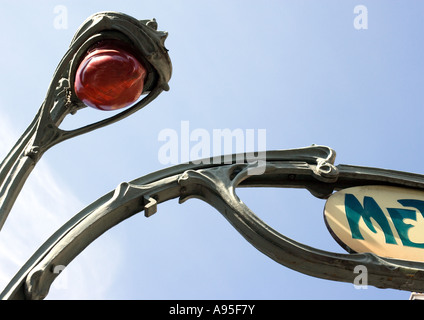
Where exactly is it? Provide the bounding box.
[0,0,423,299]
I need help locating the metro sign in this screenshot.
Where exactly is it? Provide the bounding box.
[324,185,424,263]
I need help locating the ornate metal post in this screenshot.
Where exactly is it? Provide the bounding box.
[0,12,172,231]
[2,11,424,300]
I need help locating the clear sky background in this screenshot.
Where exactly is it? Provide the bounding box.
[0,0,423,300]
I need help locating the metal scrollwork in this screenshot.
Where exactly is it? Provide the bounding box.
[1,11,424,300]
[3,145,424,299]
[0,11,172,232]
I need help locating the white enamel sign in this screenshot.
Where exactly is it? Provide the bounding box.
[324,185,424,262]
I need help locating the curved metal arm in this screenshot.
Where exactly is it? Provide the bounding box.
[0,12,172,232]
[3,145,424,300]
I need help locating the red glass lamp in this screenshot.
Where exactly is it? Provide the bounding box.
[74,40,147,111]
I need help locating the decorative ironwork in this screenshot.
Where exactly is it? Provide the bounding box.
[1,12,424,300]
[0,11,172,231]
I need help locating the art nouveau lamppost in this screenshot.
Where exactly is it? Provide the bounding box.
[0,12,171,232]
[2,12,424,300]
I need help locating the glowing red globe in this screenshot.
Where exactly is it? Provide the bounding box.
[74,40,147,111]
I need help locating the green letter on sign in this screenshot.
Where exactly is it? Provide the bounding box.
[387,208,424,248]
[345,194,396,244]
[387,199,424,248]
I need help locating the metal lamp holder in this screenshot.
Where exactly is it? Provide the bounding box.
[1,12,424,300]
